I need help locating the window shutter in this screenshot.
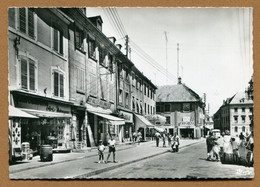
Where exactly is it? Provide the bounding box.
[28,9,34,38]
[53,29,59,52]
[19,8,26,33]
[60,74,64,97]
[21,58,28,89]
[29,59,35,91]
[54,72,59,96]
[59,32,63,54]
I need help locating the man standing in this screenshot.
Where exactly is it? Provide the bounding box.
[154,131,161,147]
[106,136,117,163]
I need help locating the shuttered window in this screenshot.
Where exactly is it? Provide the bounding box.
[28,9,34,38]
[76,68,85,91]
[21,58,28,89]
[89,74,97,96]
[20,57,36,91]
[19,8,26,34]
[53,28,63,54]
[75,28,84,51]
[53,71,64,98]
[29,59,35,91]
[18,8,35,38]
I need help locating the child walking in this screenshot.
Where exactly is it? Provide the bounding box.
[98,140,105,163]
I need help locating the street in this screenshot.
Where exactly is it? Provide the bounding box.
[9,140,254,179]
[90,142,254,179]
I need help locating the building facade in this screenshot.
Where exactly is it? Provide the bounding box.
[156,78,205,139]
[213,91,253,137]
[8,8,74,160]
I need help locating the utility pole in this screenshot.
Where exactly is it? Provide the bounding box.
[164,31,168,84]
[125,35,129,58]
[177,43,179,79]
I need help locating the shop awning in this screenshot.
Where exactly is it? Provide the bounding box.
[9,105,38,118]
[135,114,155,128]
[19,108,72,118]
[90,112,125,125]
[154,127,165,132]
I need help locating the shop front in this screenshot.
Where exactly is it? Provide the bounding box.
[134,114,154,141]
[118,110,133,142]
[12,91,74,153]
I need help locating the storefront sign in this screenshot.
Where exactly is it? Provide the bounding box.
[46,104,70,113]
[119,111,133,123]
[87,96,111,109]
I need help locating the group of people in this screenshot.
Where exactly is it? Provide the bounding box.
[97,136,117,164]
[154,131,180,152]
[132,131,143,145]
[206,130,254,166]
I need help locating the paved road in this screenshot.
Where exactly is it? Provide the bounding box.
[90,141,254,179]
[10,139,201,179]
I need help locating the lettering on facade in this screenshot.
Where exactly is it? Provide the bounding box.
[87,96,111,109]
[119,111,133,123]
[46,105,70,113]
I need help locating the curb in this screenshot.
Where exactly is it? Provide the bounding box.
[74,140,204,179]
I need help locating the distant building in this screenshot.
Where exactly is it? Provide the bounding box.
[204,114,214,136]
[156,78,205,139]
[213,91,253,137]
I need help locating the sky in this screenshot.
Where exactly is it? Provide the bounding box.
[86,8,253,116]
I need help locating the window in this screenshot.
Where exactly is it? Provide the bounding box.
[234,116,238,123]
[88,38,96,59]
[166,116,171,124]
[18,8,35,39]
[165,104,170,112]
[242,108,245,112]
[53,27,63,54]
[156,105,161,113]
[75,28,84,51]
[76,68,85,92]
[89,73,97,96]
[125,92,129,108]
[153,107,155,114]
[151,106,152,114]
[99,46,106,66]
[132,73,135,86]
[53,71,64,97]
[148,104,150,114]
[250,107,253,113]
[119,64,123,78]
[234,108,238,113]
[136,76,139,89]
[132,97,135,111]
[20,57,36,91]
[108,53,113,72]
[234,126,238,132]
[119,89,123,105]
[183,103,190,112]
[241,116,245,123]
[145,103,147,114]
[242,126,245,132]
[144,84,146,95]
[140,102,143,114]
[136,101,139,113]
[140,79,142,92]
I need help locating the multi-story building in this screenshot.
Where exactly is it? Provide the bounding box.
[8,8,74,160]
[8,8,158,159]
[213,91,253,137]
[156,78,205,139]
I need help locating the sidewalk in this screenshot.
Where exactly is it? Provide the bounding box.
[10,139,204,178]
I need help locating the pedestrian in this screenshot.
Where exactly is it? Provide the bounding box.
[137,131,142,145]
[206,131,214,160]
[217,132,225,157]
[172,132,180,152]
[168,134,172,147]
[211,134,220,161]
[106,136,117,163]
[133,132,137,144]
[154,131,161,147]
[231,137,240,163]
[162,133,166,147]
[97,140,105,163]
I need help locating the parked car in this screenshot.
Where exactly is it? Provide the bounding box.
[212,129,221,138]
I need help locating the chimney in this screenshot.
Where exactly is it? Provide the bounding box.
[108,37,116,44]
[116,44,122,50]
[178,77,182,84]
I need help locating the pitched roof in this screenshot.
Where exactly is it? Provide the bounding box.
[229,91,253,105]
[156,84,201,102]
